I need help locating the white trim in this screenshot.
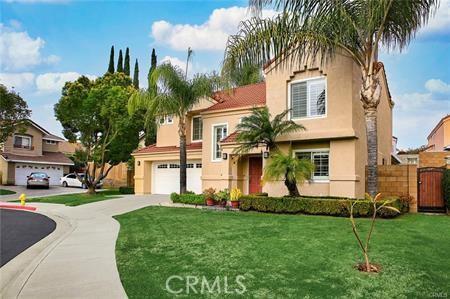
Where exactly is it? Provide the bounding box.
[288,76,327,120]
[191,115,203,143]
[43,137,62,142]
[211,123,228,162]
[166,115,174,124]
[7,159,74,166]
[293,148,330,182]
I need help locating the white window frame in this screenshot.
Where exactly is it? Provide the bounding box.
[45,140,56,145]
[293,148,330,182]
[191,116,203,142]
[166,115,174,124]
[158,115,174,125]
[13,134,32,148]
[211,123,228,162]
[288,76,327,120]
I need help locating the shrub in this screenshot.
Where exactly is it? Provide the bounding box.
[202,188,216,200]
[171,193,204,205]
[119,187,134,194]
[239,195,403,218]
[443,169,450,210]
[216,189,230,203]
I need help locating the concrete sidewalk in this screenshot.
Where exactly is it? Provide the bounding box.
[0,194,173,299]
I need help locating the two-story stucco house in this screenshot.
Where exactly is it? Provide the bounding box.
[0,120,74,185]
[133,54,393,198]
[426,114,450,152]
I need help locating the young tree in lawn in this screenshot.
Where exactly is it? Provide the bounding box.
[107,46,115,73]
[117,50,124,73]
[124,47,131,76]
[55,73,141,194]
[234,107,312,196]
[129,61,221,193]
[0,84,31,143]
[133,59,139,89]
[224,0,438,196]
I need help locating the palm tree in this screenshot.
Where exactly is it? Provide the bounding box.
[263,149,314,196]
[234,107,304,153]
[223,62,264,87]
[234,107,313,195]
[129,63,220,194]
[224,0,438,196]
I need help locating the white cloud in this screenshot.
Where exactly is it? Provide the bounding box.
[419,0,450,36]
[0,72,35,90]
[393,79,450,149]
[0,24,61,71]
[160,56,186,72]
[151,6,277,51]
[425,79,450,94]
[35,72,96,93]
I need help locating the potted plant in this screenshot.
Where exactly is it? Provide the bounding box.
[230,187,242,208]
[216,189,230,207]
[203,188,216,206]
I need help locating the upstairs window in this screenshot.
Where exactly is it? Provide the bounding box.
[13,135,32,149]
[192,116,203,141]
[212,124,227,161]
[290,78,326,119]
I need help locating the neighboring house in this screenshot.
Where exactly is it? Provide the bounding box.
[426,114,450,152]
[0,120,74,185]
[133,54,393,198]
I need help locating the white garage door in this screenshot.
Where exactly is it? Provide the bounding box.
[152,160,202,194]
[15,163,64,186]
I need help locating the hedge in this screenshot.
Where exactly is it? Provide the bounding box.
[443,169,450,210]
[119,187,134,194]
[170,193,204,205]
[239,196,407,218]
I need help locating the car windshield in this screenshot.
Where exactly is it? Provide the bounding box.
[31,173,47,178]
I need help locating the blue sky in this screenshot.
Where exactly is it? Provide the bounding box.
[0,0,449,149]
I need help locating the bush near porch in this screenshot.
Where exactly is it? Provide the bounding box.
[239,195,407,218]
[170,192,204,205]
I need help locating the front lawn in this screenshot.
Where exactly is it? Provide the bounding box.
[115,207,450,298]
[0,189,16,196]
[23,190,121,206]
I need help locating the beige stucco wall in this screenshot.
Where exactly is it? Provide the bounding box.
[427,116,450,151]
[42,141,59,152]
[3,125,43,156]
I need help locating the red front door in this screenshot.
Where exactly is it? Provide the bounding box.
[248,157,263,194]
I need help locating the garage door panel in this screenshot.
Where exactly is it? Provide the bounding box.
[15,163,64,185]
[152,161,202,194]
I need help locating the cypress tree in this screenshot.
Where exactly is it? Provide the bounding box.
[147,48,157,88]
[133,59,139,89]
[124,47,130,76]
[117,50,124,73]
[107,46,115,73]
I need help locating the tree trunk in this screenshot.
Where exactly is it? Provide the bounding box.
[87,184,96,195]
[365,108,378,197]
[179,133,187,194]
[361,71,381,197]
[285,174,300,197]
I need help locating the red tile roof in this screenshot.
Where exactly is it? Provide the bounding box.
[134,142,202,154]
[220,131,239,143]
[205,82,266,112]
[1,151,74,165]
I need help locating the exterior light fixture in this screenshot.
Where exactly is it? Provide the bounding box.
[263,151,270,159]
[137,161,141,166]
[222,153,228,160]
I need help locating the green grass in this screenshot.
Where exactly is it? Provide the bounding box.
[23,189,121,206]
[0,188,16,195]
[115,207,450,298]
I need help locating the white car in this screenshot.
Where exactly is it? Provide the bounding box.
[60,173,103,189]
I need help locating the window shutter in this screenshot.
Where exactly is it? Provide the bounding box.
[291,82,307,118]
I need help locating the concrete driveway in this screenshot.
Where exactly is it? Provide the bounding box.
[0,186,86,201]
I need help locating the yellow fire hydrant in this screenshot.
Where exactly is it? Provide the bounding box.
[19,193,27,206]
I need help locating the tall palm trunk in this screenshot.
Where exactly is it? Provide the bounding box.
[284,171,300,197]
[361,72,382,196]
[179,117,187,194]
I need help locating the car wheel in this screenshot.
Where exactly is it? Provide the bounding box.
[62,181,68,187]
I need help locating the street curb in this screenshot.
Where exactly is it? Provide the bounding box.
[0,208,76,298]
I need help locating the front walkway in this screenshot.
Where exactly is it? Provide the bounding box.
[0,194,176,299]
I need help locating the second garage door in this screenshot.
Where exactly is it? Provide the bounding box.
[152,161,202,194]
[15,163,64,185]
